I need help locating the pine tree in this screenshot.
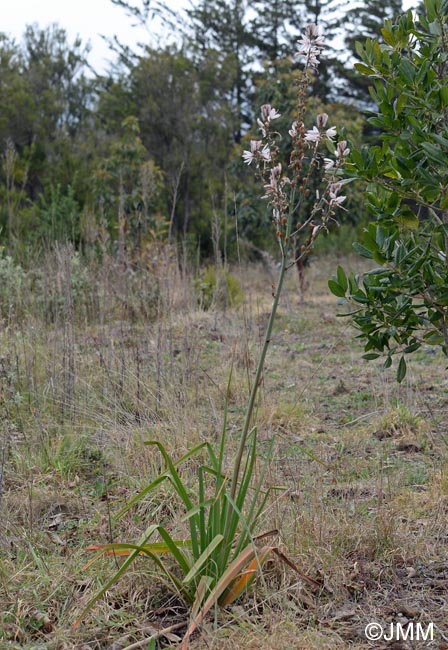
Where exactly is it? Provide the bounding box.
[187,0,253,143]
[249,0,305,61]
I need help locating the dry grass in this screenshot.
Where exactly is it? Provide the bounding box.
[1,251,447,649]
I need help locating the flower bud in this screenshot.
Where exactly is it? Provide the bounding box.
[316,113,328,128]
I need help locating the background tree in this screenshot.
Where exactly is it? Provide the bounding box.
[1,0,418,257]
[187,0,253,144]
[15,25,92,196]
[249,0,305,61]
[93,116,163,258]
[0,27,94,251]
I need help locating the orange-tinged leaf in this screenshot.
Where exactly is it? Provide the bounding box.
[84,539,191,568]
[82,544,154,571]
[220,547,272,606]
[179,544,272,650]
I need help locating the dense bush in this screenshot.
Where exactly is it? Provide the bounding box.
[329,0,448,380]
[195,265,243,310]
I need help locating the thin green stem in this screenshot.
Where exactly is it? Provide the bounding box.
[227,250,288,509]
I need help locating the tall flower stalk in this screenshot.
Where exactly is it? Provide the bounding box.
[235,23,349,498]
[75,24,350,649]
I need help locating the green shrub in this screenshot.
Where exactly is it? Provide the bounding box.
[196,265,243,310]
[329,0,448,381]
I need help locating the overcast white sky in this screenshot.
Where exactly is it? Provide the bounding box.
[1,0,190,73]
[2,0,416,74]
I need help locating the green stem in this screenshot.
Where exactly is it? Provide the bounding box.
[229,250,288,504]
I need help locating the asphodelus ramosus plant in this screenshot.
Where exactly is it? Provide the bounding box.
[75,23,350,648]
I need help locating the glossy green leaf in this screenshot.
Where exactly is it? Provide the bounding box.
[397,356,407,383]
[354,62,377,76]
[399,58,415,85]
[337,266,348,292]
[421,142,446,164]
[352,242,374,259]
[440,86,448,107]
[328,279,346,298]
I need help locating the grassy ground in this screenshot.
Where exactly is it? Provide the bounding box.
[1,250,447,649]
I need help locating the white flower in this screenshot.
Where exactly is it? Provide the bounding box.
[330,195,347,207]
[336,140,350,158]
[297,43,321,69]
[261,104,281,123]
[289,120,304,139]
[268,107,281,121]
[272,163,282,178]
[260,144,271,161]
[263,163,283,196]
[257,105,280,136]
[323,158,335,169]
[242,150,255,165]
[297,24,325,69]
[329,182,342,198]
[305,24,325,46]
[242,140,261,165]
[328,182,346,208]
[304,126,321,143]
[304,116,336,144]
[297,35,312,51]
